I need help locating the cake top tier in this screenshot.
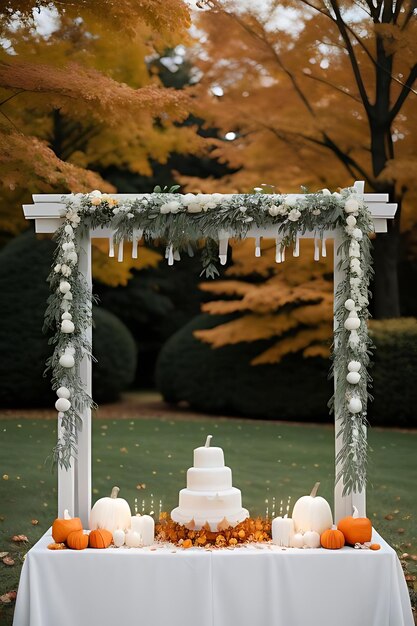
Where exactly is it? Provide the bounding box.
[193,435,225,468]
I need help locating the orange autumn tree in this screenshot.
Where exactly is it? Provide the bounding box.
[196,239,334,364]
[0,0,199,283]
[185,0,417,318]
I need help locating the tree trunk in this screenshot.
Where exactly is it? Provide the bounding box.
[371,216,401,318]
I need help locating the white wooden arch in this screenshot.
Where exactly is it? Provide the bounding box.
[23,181,397,526]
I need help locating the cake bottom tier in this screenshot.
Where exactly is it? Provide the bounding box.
[171,487,249,531]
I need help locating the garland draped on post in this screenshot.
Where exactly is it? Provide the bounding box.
[44,186,373,495]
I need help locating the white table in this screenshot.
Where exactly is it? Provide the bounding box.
[13,530,414,626]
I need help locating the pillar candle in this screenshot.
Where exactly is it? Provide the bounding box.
[140,515,155,547]
[131,515,142,533]
[272,515,295,547]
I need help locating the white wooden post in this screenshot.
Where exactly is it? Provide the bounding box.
[333,181,366,522]
[74,233,92,526]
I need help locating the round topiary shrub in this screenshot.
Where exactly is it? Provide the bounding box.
[155,314,332,421]
[0,231,136,407]
[156,314,417,427]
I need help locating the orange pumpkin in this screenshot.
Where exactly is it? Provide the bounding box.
[89,528,112,549]
[67,530,89,550]
[52,509,82,543]
[321,527,345,550]
[337,506,372,545]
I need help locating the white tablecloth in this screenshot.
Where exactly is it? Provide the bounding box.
[13,530,414,626]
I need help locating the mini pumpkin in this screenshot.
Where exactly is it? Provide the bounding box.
[52,509,82,543]
[89,528,112,549]
[321,526,345,550]
[67,530,89,550]
[337,506,372,545]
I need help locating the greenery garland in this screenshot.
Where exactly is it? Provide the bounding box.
[44,185,373,495]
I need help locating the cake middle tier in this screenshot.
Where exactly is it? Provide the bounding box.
[186,467,232,491]
[178,487,243,514]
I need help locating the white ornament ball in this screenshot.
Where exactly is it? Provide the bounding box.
[352,228,363,241]
[303,530,321,549]
[344,317,360,331]
[347,371,361,385]
[65,346,76,356]
[348,360,361,372]
[346,215,357,228]
[291,533,304,548]
[348,309,359,318]
[61,319,75,334]
[67,251,78,264]
[61,311,72,321]
[59,281,71,294]
[344,299,355,311]
[321,188,332,196]
[348,397,362,414]
[113,529,126,548]
[345,198,360,214]
[57,412,65,419]
[59,353,75,368]
[63,292,73,301]
[55,397,71,412]
[56,386,71,399]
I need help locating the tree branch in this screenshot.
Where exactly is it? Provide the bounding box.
[328,0,372,117]
[389,63,417,121]
[303,71,362,103]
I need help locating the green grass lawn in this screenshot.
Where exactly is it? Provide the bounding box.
[1,414,416,624]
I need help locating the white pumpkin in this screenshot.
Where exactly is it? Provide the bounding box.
[291,532,304,548]
[292,482,333,535]
[303,530,321,548]
[113,529,126,548]
[89,486,131,533]
[125,530,141,548]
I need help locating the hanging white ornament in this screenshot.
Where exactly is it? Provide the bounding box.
[348,330,360,348]
[346,215,357,228]
[63,292,73,301]
[55,397,71,412]
[348,361,361,372]
[344,197,360,214]
[255,237,261,257]
[109,237,115,258]
[118,240,124,263]
[61,311,72,321]
[59,353,75,369]
[275,241,282,263]
[314,239,320,261]
[56,386,71,399]
[349,241,360,258]
[59,281,71,294]
[346,371,361,385]
[66,251,78,264]
[348,397,362,414]
[61,319,75,334]
[168,245,174,266]
[321,238,327,258]
[344,299,355,311]
[352,228,363,241]
[344,316,360,331]
[348,309,358,318]
[219,231,229,265]
[293,236,300,257]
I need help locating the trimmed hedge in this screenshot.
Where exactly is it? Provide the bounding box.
[156,314,417,427]
[0,231,136,407]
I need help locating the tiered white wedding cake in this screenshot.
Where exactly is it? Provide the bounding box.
[171,435,249,531]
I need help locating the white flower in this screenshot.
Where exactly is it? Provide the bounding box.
[61,264,72,277]
[268,205,280,217]
[211,193,224,203]
[321,188,332,196]
[165,200,182,213]
[64,225,74,236]
[182,193,196,205]
[54,264,61,273]
[350,277,361,288]
[333,192,342,200]
[346,215,357,227]
[112,207,120,215]
[284,196,298,207]
[127,213,134,219]
[90,197,101,206]
[203,201,217,210]
[288,208,302,221]
[67,194,82,208]
[66,251,78,264]
[160,203,172,214]
[312,209,321,216]
[239,206,247,213]
[90,190,102,198]
[352,228,363,241]
[187,202,203,214]
[344,196,360,214]
[349,241,360,258]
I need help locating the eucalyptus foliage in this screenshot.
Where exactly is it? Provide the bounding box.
[44,186,373,495]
